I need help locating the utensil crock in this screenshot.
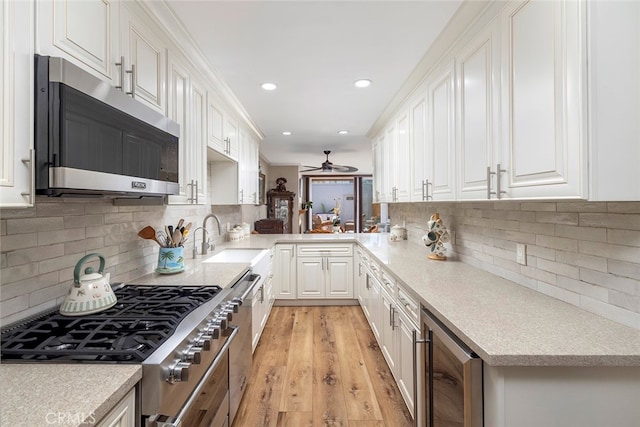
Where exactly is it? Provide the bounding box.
[60,253,117,316]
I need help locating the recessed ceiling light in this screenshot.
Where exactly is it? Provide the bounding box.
[338,130,349,135]
[282,131,292,136]
[261,83,277,91]
[354,79,372,88]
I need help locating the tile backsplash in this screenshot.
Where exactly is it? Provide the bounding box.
[0,198,262,326]
[390,201,640,329]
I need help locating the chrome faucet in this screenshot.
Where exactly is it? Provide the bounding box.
[192,227,208,259]
[202,213,223,255]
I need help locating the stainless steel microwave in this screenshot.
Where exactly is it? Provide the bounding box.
[34,55,180,198]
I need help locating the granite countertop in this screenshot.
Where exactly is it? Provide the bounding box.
[0,364,141,427]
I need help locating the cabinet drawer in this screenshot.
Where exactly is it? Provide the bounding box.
[397,283,419,323]
[380,269,396,295]
[297,244,353,257]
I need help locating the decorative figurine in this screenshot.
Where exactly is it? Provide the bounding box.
[275,177,287,191]
[421,213,451,260]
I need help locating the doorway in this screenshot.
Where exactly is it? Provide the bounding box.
[302,176,372,232]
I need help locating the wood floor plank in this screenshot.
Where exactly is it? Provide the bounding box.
[276,411,314,427]
[313,350,349,427]
[233,365,286,427]
[280,307,314,412]
[312,306,350,426]
[233,306,412,427]
[333,307,384,422]
[352,310,413,427]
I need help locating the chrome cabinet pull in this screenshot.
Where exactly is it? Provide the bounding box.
[496,163,507,199]
[487,166,496,199]
[412,329,430,427]
[239,189,244,203]
[115,56,125,91]
[125,63,136,97]
[194,180,198,204]
[20,149,35,205]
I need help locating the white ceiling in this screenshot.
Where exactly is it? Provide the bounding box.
[165,0,463,174]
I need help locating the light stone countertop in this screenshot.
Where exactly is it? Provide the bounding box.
[205,234,640,366]
[0,364,141,427]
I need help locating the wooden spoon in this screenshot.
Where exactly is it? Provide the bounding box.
[172,228,183,247]
[138,226,161,246]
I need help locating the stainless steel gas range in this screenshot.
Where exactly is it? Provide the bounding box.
[1,271,259,427]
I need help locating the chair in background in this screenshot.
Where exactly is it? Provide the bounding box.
[312,214,333,232]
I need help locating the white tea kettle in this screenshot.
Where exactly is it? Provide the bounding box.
[60,253,117,316]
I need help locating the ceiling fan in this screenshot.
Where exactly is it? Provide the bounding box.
[301,150,359,173]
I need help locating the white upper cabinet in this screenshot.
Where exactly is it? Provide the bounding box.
[120,4,166,114]
[427,61,456,200]
[166,53,191,203]
[456,23,501,200]
[372,135,384,203]
[189,76,208,204]
[207,95,225,154]
[36,0,120,85]
[409,91,430,201]
[1,0,34,208]
[499,0,586,199]
[393,110,411,202]
[587,0,640,201]
[239,129,259,205]
[374,0,638,202]
[224,116,239,161]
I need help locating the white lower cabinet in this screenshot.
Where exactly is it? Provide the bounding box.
[297,256,353,299]
[379,286,398,373]
[397,310,418,419]
[96,387,136,427]
[296,244,354,299]
[251,273,273,352]
[357,254,421,421]
[273,244,296,299]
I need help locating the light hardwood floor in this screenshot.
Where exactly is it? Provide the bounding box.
[233,306,413,427]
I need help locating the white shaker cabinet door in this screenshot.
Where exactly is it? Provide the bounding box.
[189,77,208,204]
[297,257,324,298]
[427,62,456,200]
[410,92,430,201]
[1,0,34,208]
[166,54,191,204]
[273,244,296,299]
[120,5,166,114]
[37,0,119,85]
[500,0,587,199]
[456,24,501,200]
[394,110,411,202]
[325,256,354,298]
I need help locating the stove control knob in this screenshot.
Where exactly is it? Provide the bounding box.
[205,318,226,338]
[195,333,212,351]
[168,362,190,383]
[184,346,202,364]
[232,297,243,306]
[221,308,233,321]
[227,301,240,313]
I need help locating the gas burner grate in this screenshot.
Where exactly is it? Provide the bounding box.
[1,285,223,362]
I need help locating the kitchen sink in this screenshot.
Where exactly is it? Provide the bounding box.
[202,248,268,266]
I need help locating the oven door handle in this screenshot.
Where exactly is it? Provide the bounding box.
[241,274,262,301]
[147,326,239,427]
